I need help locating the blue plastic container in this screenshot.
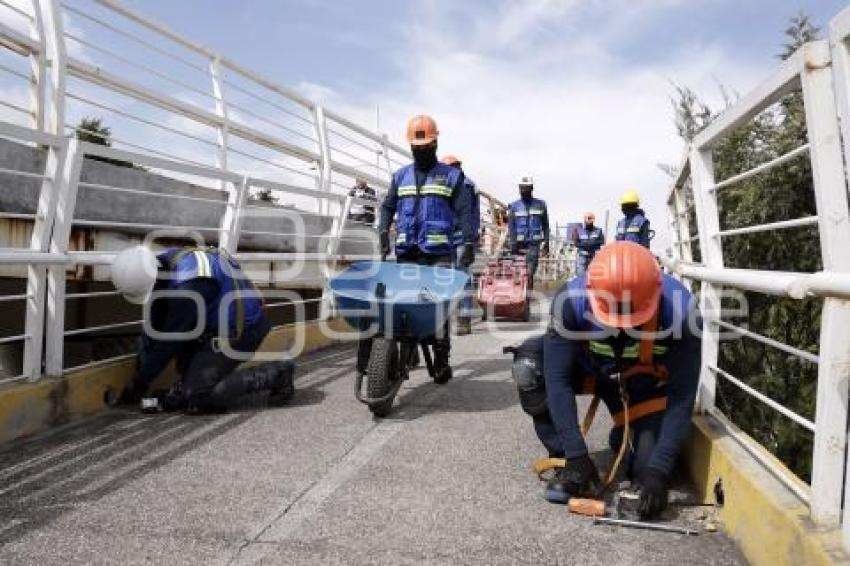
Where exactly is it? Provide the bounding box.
[328,261,469,339]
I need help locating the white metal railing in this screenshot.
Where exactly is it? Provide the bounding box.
[665,15,850,545]
[0,0,508,383]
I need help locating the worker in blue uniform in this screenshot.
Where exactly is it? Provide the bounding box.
[361,114,473,383]
[615,191,651,248]
[442,154,479,336]
[508,176,550,289]
[574,211,604,276]
[112,245,295,412]
[507,242,701,519]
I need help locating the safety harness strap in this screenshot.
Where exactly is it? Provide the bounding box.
[620,310,669,381]
[612,397,667,428]
[531,310,667,486]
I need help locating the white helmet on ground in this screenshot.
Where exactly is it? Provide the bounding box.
[518,175,534,187]
[111,245,159,304]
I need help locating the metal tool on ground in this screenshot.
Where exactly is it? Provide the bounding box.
[593,517,699,536]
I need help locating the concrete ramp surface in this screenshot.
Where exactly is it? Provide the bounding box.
[0,326,744,565]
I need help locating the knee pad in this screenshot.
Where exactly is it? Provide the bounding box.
[518,385,549,418]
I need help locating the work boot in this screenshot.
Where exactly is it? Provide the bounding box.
[455,317,472,336]
[159,382,186,412]
[544,454,600,504]
[267,360,296,406]
[432,345,452,384]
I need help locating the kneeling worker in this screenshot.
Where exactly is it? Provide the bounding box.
[112,246,295,412]
[509,242,700,519]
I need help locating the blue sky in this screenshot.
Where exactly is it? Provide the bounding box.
[125,1,846,106]
[1,0,847,247]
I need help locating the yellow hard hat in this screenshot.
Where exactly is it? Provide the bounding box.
[620,190,640,205]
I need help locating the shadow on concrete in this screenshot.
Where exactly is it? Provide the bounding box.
[0,410,253,544]
[387,355,518,421]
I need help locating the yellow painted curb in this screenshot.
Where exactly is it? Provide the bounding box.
[0,318,353,446]
[687,413,849,565]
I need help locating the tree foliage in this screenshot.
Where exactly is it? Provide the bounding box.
[670,14,823,481]
[74,116,134,168]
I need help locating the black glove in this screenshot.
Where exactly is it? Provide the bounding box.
[510,243,519,256]
[638,468,669,519]
[461,242,475,267]
[547,454,600,498]
[379,231,390,257]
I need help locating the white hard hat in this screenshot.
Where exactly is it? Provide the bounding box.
[111,246,159,304]
[518,175,534,187]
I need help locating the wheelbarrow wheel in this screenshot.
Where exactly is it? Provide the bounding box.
[366,338,399,417]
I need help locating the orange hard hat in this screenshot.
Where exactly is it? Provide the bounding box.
[406,114,439,146]
[441,154,462,166]
[586,242,661,328]
[584,212,596,223]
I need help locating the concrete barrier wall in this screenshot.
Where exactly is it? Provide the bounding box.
[0,137,377,271]
[687,413,849,565]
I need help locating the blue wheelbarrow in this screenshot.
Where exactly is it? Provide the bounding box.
[329,261,469,416]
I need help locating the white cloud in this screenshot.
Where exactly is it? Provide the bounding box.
[316,0,765,252]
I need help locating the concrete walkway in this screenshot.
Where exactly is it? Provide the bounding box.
[0,317,744,565]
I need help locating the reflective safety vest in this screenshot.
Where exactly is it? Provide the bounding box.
[158,248,265,337]
[615,211,650,248]
[453,177,480,246]
[568,274,694,428]
[576,225,604,257]
[509,198,547,244]
[393,162,462,256]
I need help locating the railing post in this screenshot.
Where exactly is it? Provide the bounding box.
[219,176,248,255]
[800,40,850,529]
[29,0,47,131]
[673,185,694,265]
[45,139,83,377]
[40,0,65,136]
[829,13,850,548]
[22,0,68,380]
[312,105,332,215]
[209,55,229,181]
[689,145,722,412]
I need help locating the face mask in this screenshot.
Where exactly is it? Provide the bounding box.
[622,204,637,216]
[585,222,594,229]
[520,187,533,201]
[412,145,438,170]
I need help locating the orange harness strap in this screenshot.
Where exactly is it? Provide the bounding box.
[612,397,668,428]
[621,311,668,381]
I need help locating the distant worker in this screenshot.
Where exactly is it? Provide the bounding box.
[442,154,479,336]
[573,212,604,276]
[508,175,550,289]
[366,114,473,382]
[348,178,377,225]
[615,191,651,248]
[508,242,700,519]
[112,246,295,413]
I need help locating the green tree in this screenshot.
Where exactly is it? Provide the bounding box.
[74,116,134,168]
[75,117,111,146]
[780,12,820,60]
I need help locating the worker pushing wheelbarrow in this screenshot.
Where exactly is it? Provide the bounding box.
[329,261,468,416]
